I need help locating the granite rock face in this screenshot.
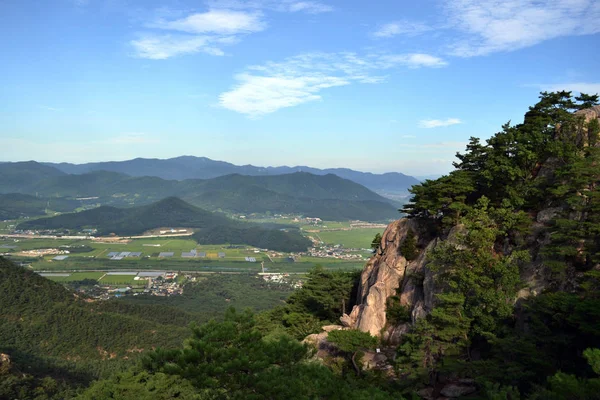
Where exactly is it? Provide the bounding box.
[342,218,438,339]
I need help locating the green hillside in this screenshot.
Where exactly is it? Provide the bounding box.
[17,197,312,252]
[0,193,79,219]
[0,164,399,221]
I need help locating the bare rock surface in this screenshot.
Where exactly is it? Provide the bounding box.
[344,218,442,337]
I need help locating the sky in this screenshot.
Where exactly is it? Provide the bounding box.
[1,0,599,176]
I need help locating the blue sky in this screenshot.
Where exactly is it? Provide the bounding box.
[1,0,599,175]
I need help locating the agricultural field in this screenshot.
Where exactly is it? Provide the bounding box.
[0,217,384,274]
[313,228,384,249]
[42,271,106,282]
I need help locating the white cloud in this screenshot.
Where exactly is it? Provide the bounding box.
[219,52,448,116]
[132,8,267,59]
[419,118,462,128]
[288,2,333,13]
[536,82,600,95]
[150,9,266,35]
[373,21,432,38]
[131,35,222,59]
[379,53,447,68]
[220,74,349,116]
[446,0,600,56]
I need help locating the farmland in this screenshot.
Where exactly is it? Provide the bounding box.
[311,228,384,249]
[0,218,386,275]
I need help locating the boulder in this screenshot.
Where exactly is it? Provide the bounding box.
[322,325,343,332]
[361,351,388,370]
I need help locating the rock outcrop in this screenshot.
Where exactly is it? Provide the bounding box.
[341,218,438,339]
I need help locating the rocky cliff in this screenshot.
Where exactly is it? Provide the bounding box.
[340,218,439,341]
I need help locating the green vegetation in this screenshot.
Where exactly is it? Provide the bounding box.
[370,232,382,251]
[398,229,417,261]
[316,227,384,249]
[256,267,360,339]
[394,92,600,396]
[119,273,293,322]
[0,193,79,219]
[0,163,399,221]
[17,197,312,252]
[78,309,399,400]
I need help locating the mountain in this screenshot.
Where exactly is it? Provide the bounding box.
[0,256,190,395]
[0,161,66,193]
[44,156,420,194]
[0,163,399,221]
[17,197,312,252]
[0,194,80,219]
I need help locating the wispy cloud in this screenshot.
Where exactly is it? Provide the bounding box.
[419,118,462,128]
[534,82,600,95]
[219,52,448,117]
[374,1,599,57]
[131,35,224,59]
[287,2,333,13]
[378,53,447,68]
[206,0,333,14]
[149,9,266,35]
[373,21,433,38]
[132,9,266,59]
[445,0,600,56]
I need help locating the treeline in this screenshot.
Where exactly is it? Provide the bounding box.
[193,225,311,253]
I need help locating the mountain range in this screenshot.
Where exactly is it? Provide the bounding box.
[44,156,420,194]
[0,161,400,221]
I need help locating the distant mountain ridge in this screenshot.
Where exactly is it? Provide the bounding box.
[44,156,419,193]
[0,162,399,221]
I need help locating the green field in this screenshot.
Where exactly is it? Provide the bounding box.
[312,228,384,249]
[99,274,141,285]
[0,219,382,274]
[43,271,106,282]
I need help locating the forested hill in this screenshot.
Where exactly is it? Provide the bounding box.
[0,166,399,221]
[0,257,191,396]
[342,92,600,398]
[44,156,420,193]
[17,197,312,251]
[0,193,79,219]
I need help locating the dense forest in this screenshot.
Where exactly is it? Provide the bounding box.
[17,197,312,252]
[0,193,80,219]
